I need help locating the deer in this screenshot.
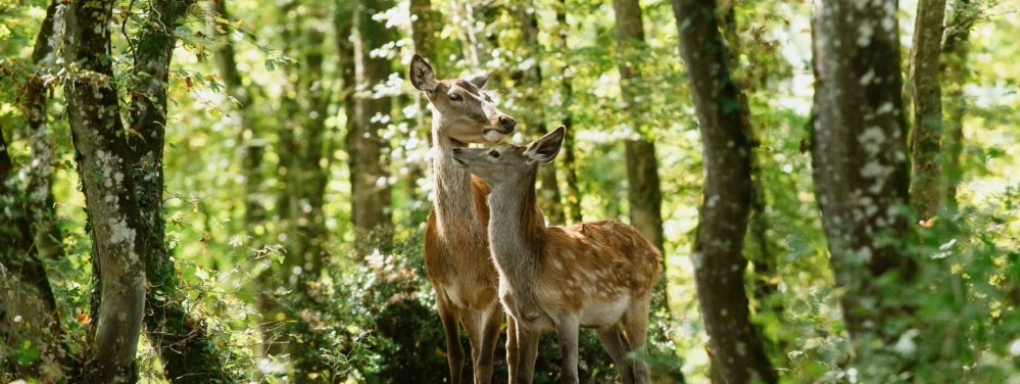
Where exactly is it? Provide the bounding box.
[409,54,518,384]
[451,126,661,384]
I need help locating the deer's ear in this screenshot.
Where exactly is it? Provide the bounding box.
[525,126,565,164]
[468,73,489,90]
[410,54,438,92]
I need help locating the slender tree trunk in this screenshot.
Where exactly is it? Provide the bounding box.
[717,0,786,359]
[211,0,267,241]
[515,2,566,225]
[612,0,665,253]
[24,0,65,261]
[348,0,394,252]
[910,0,947,220]
[811,0,921,378]
[553,0,582,224]
[942,0,975,208]
[671,0,778,382]
[408,0,436,224]
[62,1,147,380]
[0,126,71,382]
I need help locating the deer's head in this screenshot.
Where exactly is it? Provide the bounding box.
[410,54,517,144]
[451,126,565,186]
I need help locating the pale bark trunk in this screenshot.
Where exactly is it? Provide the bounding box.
[24,0,66,261]
[612,0,665,253]
[63,1,147,380]
[671,0,779,382]
[909,0,947,220]
[811,0,920,378]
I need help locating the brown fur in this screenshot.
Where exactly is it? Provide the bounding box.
[412,54,516,384]
[452,127,661,384]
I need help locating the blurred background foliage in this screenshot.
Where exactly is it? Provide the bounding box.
[2,0,1020,382]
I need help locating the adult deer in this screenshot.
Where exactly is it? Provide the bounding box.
[451,127,660,384]
[409,54,517,384]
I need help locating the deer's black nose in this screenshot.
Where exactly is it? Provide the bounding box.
[499,116,517,132]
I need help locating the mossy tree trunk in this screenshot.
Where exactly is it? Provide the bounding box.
[909,0,947,220]
[810,0,923,379]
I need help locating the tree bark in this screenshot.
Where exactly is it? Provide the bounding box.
[122,0,239,382]
[24,0,65,261]
[553,0,583,224]
[612,0,665,253]
[671,0,779,382]
[348,0,394,251]
[516,2,566,225]
[942,0,975,208]
[909,0,947,220]
[408,0,436,223]
[0,125,69,382]
[62,0,147,380]
[811,0,919,377]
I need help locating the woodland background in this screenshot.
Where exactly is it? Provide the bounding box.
[1,0,1020,382]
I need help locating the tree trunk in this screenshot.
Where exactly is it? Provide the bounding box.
[909,0,947,220]
[62,1,147,380]
[121,0,239,382]
[24,0,65,261]
[515,2,566,225]
[811,0,920,378]
[211,0,267,242]
[0,125,70,382]
[671,0,779,382]
[612,0,665,254]
[408,0,436,224]
[942,0,975,208]
[348,0,394,251]
[553,0,583,224]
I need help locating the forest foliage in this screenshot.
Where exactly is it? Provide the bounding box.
[2,0,1020,382]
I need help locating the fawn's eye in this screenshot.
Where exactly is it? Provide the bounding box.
[449,93,462,101]
[488,150,500,158]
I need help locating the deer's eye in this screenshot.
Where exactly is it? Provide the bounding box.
[488,150,500,158]
[449,93,462,102]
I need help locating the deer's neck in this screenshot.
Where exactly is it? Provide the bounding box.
[487,172,545,299]
[432,119,485,237]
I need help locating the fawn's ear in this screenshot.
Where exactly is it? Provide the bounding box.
[468,73,490,90]
[525,126,565,164]
[410,54,438,92]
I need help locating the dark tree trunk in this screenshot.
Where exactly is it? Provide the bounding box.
[811,0,920,378]
[211,0,267,242]
[671,0,778,382]
[942,0,975,208]
[612,0,665,253]
[553,0,583,224]
[62,0,147,380]
[909,0,947,220]
[515,2,565,225]
[717,0,786,358]
[0,126,71,382]
[348,0,394,251]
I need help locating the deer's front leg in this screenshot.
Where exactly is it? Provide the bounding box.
[511,320,540,384]
[554,314,580,384]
